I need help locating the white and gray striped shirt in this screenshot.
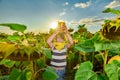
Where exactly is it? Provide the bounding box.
[50,46,67,68]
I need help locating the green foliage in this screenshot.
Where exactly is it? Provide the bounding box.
[44,48,52,60]
[26,71,32,80]
[104,19,111,23]
[42,66,58,80]
[8,68,32,80]
[0,75,9,80]
[97,74,108,80]
[75,61,97,80]
[94,41,111,51]
[15,61,21,67]
[104,63,119,80]
[7,35,21,42]
[36,58,46,68]
[78,24,86,29]
[94,40,120,52]
[109,48,120,56]
[104,60,120,80]
[0,23,27,33]
[95,54,103,63]
[91,32,101,42]
[8,68,21,80]
[75,40,94,53]
[68,52,75,60]
[102,8,120,15]
[18,70,32,80]
[24,46,34,60]
[0,59,15,68]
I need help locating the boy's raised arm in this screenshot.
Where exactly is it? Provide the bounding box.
[47,32,57,48]
[65,31,74,48]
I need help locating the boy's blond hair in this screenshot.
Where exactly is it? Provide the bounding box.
[54,33,66,42]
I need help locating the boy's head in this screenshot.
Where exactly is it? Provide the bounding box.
[55,33,66,43]
[58,21,67,31]
[53,21,67,43]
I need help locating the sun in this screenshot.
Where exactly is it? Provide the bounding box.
[49,21,58,29]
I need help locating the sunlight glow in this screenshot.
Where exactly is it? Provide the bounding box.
[49,21,58,29]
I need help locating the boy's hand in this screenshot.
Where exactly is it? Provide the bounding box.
[63,26,68,34]
[62,25,67,31]
[64,30,69,34]
[55,27,61,34]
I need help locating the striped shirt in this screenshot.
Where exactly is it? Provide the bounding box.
[50,46,67,68]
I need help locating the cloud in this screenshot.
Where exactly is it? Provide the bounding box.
[71,17,104,25]
[83,17,105,33]
[74,0,91,8]
[78,17,104,25]
[71,16,118,33]
[65,2,69,5]
[63,2,69,6]
[105,0,120,8]
[70,17,106,33]
[59,11,66,16]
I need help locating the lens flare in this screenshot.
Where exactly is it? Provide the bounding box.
[49,21,58,29]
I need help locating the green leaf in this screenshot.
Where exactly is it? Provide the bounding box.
[102,8,120,14]
[36,58,46,68]
[7,35,21,42]
[24,46,34,60]
[9,68,30,80]
[91,32,101,42]
[94,40,120,52]
[26,71,32,80]
[73,32,79,39]
[111,60,120,68]
[0,23,27,33]
[104,63,119,80]
[94,41,111,51]
[97,74,108,80]
[75,40,94,53]
[42,66,58,80]
[109,48,120,56]
[104,20,111,23]
[76,61,93,73]
[44,48,52,59]
[0,59,15,68]
[75,61,97,80]
[18,70,28,80]
[111,61,120,80]
[95,54,103,63]
[78,24,86,29]
[8,68,21,80]
[34,43,43,55]
[22,62,30,68]
[15,61,21,67]
[69,53,75,60]
[111,41,120,49]
[102,8,111,13]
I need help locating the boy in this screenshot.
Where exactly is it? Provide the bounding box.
[47,21,74,80]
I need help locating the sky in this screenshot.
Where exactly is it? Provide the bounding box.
[0,0,120,34]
